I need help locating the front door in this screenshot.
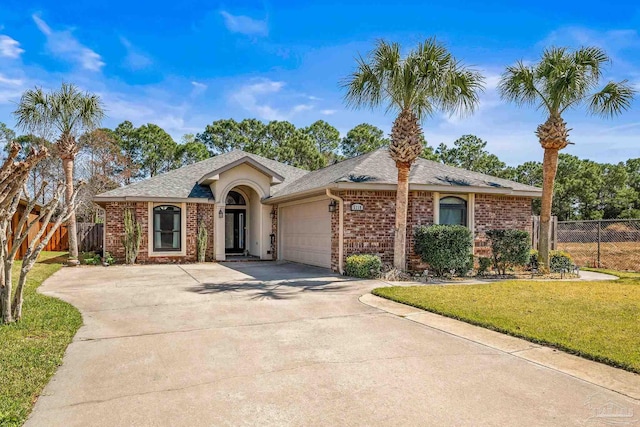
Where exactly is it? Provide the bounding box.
[225,210,245,253]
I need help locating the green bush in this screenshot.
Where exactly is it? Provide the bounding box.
[103,251,116,265]
[414,225,473,276]
[345,254,382,279]
[81,252,101,265]
[486,229,530,275]
[550,250,573,272]
[478,257,492,275]
[530,249,574,272]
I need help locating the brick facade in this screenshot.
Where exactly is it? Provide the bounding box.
[473,194,533,257]
[104,201,215,264]
[104,192,532,271]
[330,191,532,272]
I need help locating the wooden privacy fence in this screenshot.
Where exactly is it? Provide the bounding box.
[10,221,103,260]
[77,223,104,252]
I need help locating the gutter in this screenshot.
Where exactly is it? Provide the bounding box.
[265,183,541,205]
[326,188,344,275]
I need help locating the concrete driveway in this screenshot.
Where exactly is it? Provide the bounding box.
[28,262,638,426]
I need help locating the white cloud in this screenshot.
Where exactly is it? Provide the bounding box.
[0,73,23,86]
[0,35,24,58]
[542,27,640,52]
[292,104,312,113]
[120,37,152,70]
[0,72,26,104]
[32,14,105,71]
[231,79,314,121]
[220,11,268,37]
[320,109,337,115]
[191,81,207,96]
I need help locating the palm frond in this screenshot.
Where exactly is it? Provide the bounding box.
[499,62,546,108]
[341,54,385,110]
[13,87,50,135]
[588,80,636,117]
[500,45,628,117]
[13,83,105,143]
[342,37,484,121]
[438,63,484,117]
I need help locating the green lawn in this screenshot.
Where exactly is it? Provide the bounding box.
[0,252,82,427]
[373,271,640,373]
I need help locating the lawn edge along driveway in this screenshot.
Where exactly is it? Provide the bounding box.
[0,252,82,427]
[371,270,640,376]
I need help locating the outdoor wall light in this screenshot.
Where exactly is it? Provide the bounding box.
[270,233,276,245]
[328,200,337,212]
[218,209,224,218]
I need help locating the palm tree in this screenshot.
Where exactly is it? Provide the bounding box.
[499,47,635,271]
[14,83,104,263]
[343,38,484,270]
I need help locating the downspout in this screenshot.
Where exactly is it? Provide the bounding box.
[326,188,344,275]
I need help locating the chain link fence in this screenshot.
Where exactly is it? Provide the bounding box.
[555,219,640,271]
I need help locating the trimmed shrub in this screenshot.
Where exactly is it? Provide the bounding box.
[345,254,382,279]
[550,250,573,272]
[530,249,574,272]
[486,229,530,275]
[414,225,473,276]
[477,257,492,275]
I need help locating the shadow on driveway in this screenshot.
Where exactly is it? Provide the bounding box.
[185,261,356,300]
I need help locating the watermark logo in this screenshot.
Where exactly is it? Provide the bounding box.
[584,393,639,426]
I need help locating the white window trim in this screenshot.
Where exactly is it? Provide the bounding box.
[148,202,187,257]
[433,192,475,234]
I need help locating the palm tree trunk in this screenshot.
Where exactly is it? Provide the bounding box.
[63,157,79,263]
[539,147,559,272]
[393,161,410,270]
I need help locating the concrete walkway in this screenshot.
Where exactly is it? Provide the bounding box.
[28,262,638,426]
[387,268,619,287]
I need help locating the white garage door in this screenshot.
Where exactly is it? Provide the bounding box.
[280,199,332,268]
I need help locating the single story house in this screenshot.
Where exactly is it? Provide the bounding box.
[94,148,542,272]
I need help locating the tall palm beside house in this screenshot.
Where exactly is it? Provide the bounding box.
[14,83,104,263]
[499,47,635,271]
[343,39,484,269]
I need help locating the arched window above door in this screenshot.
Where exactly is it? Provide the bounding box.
[225,191,246,205]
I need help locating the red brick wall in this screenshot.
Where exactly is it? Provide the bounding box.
[104,201,215,264]
[330,190,434,271]
[330,191,531,272]
[473,194,533,257]
[407,192,434,270]
[105,202,148,262]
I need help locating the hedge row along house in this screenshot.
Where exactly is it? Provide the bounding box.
[94,148,542,272]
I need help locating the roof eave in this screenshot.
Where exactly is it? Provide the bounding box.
[93,196,216,205]
[197,156,285,185]
[264,182,541,204]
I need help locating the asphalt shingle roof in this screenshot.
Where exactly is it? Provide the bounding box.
[269,148,541,198]
[95,150,308,200]
[95,148,540,202]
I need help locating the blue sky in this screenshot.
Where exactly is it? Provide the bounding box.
[0,0,639,165]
